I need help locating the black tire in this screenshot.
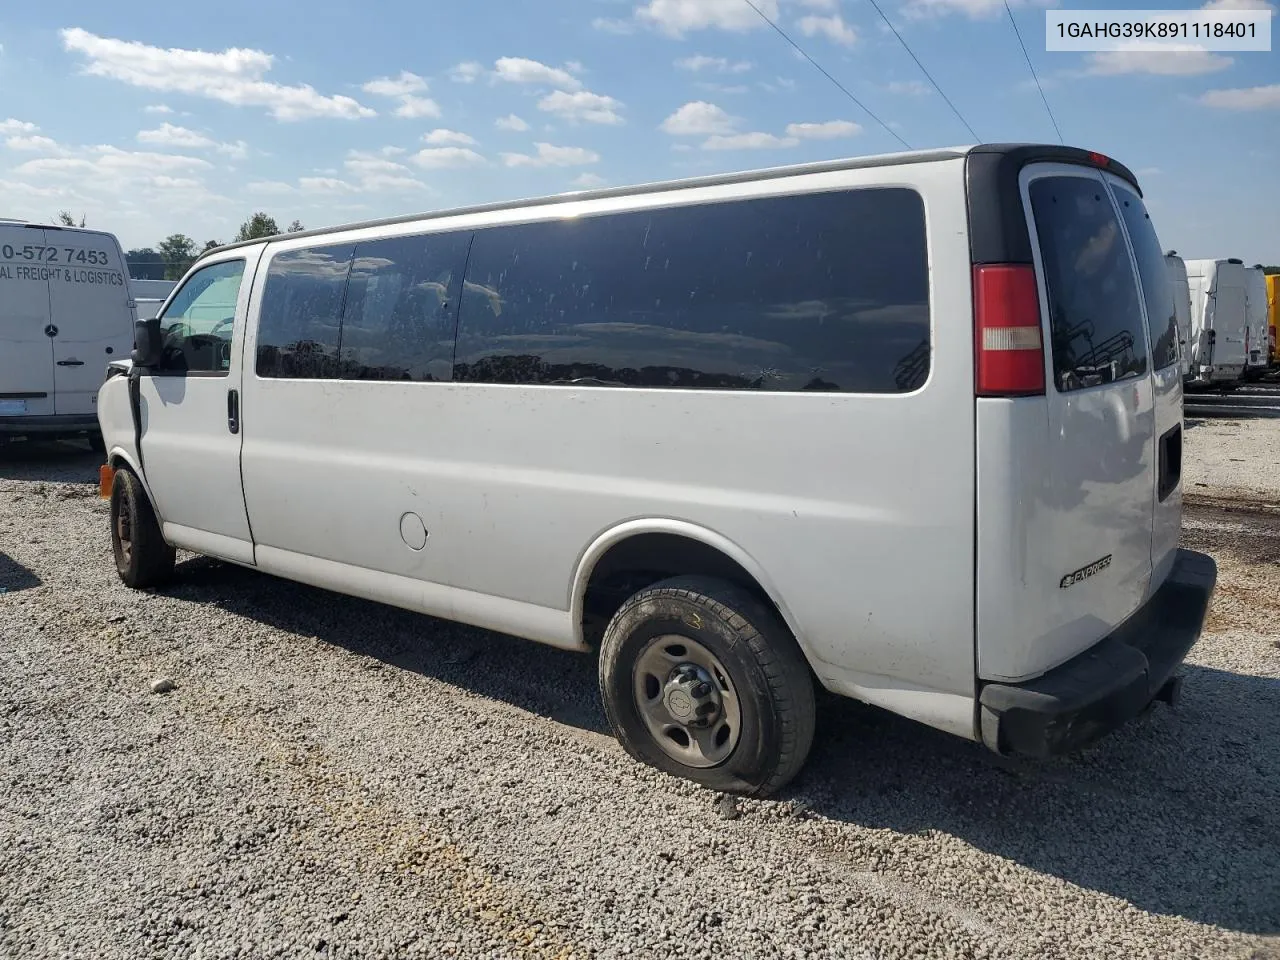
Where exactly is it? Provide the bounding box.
[88,432,106,455]
[110,466,175,588]
[598,575,816,797]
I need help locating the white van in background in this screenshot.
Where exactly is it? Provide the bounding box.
[1244,266,1270,377]
[1165,252,1193,379]
[97,144,1214,796]
[1185,258,1249,388]
[0,219,135,449]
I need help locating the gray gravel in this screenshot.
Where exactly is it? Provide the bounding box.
[2,435,1279,960]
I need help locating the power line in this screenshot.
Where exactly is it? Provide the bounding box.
[1004,0,1064,144]
[863,0,981,143]
[741,0,911,150]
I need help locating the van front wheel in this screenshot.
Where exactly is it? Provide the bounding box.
[598,576,815,797]
[110,467,175,589]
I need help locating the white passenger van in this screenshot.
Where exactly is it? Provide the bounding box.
[97,145,1215,795]
[1184,258,1249,388]
[1164,252,1193,379]
[1244,265,1270,376]
[0,219,135,449]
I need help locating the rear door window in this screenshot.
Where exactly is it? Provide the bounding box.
[256,245,354,379]
[1112,186,1178,371]
[1029,175,1148,391]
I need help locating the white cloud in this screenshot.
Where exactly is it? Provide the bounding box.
[697,83,750,95]
[785,119,861,139]
[887,80,930,96]
[500,142,600,167]
[394,95,442,118]
[637,0,778,35]
[450,61,483,83]
[5,135,63,153]
[60,28,375,121]
[150,176,203,190]
[797,13,857,46]
[571,172,607,188]
[94,146,213,174]
[495,113,530,131]
[143,104,173,114]
[362,71,427,97]
[797,0,837,7]
[300,176,354,193]
[216,139,249,161]
[702,132,799,150]
[0,118,37,135]
[675,55,752,73]
[1085,50,1233,75]
[592,17,637,34]
[1199,83,1280,109]
[412,146,488,168]
[538,90,624,125]
[1201,0,1274,9]
[493,57,581,91]
[660,101,737,135]
[566,60,585,75]
[137,122,214,148]
[423,128,477,145]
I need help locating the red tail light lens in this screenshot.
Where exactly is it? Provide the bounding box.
[974,263,1046,397]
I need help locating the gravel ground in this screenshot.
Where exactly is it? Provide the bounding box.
[2,434,1279,960]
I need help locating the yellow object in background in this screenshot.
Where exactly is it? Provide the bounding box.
[1269,274,1279,364]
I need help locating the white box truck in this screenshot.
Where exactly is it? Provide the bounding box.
[1165,252,1193,379]
[1184,258,1249,389]
[1,219,136,449]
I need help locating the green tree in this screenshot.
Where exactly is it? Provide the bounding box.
[56,210,86,227]
[201,239,222,253]
[125,247,165,281]
[1263,266,1279,276]
[287,219,305,233]
[234,212,281,242]
[157,233,197,281]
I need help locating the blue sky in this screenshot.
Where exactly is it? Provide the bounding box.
[0,0,1276,263]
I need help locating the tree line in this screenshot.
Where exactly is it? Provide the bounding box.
[122,212,305,280]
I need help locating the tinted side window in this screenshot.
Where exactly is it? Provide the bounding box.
[256,244,354,379]
[454,188,930,393]
[1029,176,1148,391]
[156,259,245,375]
[1113,187,1178,370]
[339,232,469,381]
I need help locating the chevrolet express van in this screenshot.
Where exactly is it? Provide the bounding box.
[96,144,1215,795]
[1185,258,1249,388]
[1,220,135,449]
[1165,252,1193,379]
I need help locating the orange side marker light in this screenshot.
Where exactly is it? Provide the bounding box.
[99,464,115,500]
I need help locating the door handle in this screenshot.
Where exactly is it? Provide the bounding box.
[56,360,85,367]
[227,389,240,435]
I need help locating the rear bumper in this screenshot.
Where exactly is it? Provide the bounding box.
[0,415,100,435]
[978,549,1217,758]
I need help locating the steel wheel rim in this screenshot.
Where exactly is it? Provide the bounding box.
[115,493,133,566]
[633,634,742,769]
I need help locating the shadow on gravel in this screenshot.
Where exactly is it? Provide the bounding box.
[0,438,99,483]
[157,557,1278,936]
[163,556,609,736]
[0,552,41,594]
[799,666,1280,936]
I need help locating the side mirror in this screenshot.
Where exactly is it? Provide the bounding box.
[131,318,163,369]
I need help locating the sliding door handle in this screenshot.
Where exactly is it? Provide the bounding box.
[227,389,240,435]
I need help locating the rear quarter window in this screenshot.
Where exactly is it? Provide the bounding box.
[1029,175,1148,391]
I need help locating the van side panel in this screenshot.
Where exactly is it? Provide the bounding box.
[0,226,55,418]
[238,159,979,714]
[49,230,135,417]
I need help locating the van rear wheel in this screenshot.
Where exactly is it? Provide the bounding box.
[598,576,815,797]
[110,466,175,589]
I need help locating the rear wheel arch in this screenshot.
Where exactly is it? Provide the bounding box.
[571,521,807,657]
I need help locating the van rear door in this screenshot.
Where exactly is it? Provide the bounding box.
[0,226,56,419]
[48,230,134,417]
[1017,163,1155,674]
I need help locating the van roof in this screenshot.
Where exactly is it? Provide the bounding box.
[0,220,122,241]
[199,142,1141,261]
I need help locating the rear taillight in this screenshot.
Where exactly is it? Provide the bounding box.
[973,263,1046,397]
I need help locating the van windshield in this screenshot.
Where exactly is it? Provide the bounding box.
[1029,175,1148,392]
